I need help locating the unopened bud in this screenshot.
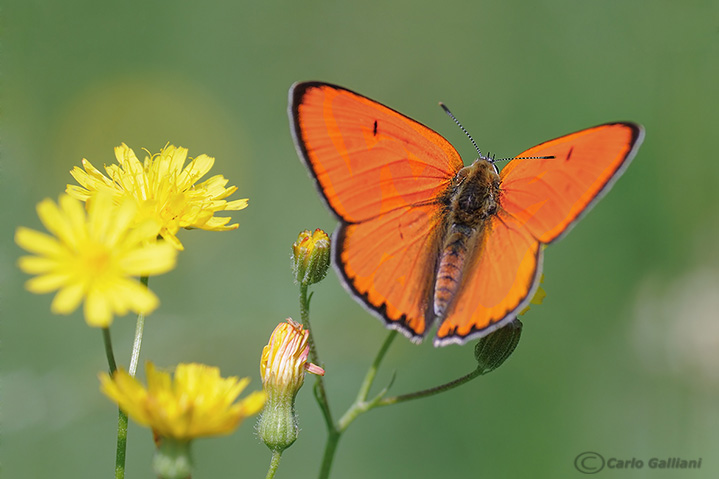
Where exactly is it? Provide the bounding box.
[474,319,522,373]
[292,229,331,285]
[257,319,324,452]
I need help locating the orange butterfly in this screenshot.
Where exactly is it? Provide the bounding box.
[289,82,644,346]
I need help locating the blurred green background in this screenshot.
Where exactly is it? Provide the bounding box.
[3,1,718,478]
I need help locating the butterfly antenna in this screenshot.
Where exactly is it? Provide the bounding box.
[439,103,483,158]
[493,154,556,163]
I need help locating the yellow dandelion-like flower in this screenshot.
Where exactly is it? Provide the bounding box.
[15,193,177,327]
[67,143,248,250]
[100,362,266,440]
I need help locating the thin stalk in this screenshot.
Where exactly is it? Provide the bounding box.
[299,283,334,431]
[265,450,283,479]
[102,327,118,374]
[128,275,149,376]
[114,411,129,479]
[318,429,340,479]
[102,327,127,479]
[320,331,398,479]
[108,275,151,479]
[377,366,484,406]
[337,331,397,432]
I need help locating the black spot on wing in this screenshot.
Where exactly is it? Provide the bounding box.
[565,146,574,162]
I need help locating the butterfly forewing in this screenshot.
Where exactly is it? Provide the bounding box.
[290,82,464,223]
[499,123,644,244]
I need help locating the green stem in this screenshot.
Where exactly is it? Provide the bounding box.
[108,275,150,479]
[128,276,149,376]
[102,327,127,479]
[318,429,340,479]
[265,450,283,479]
[319,331,397,479]
[114,411,129,479]
[299,283,335,433]
[377,366,484,407]
[298,282,339,479]
[337,331,397,431]
[102,327,118,374]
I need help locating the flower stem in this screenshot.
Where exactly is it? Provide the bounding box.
[108,275,150,479]
[322,332,487,479]
[129,276,149,376]
[299,283,334,432]
[102,327,128,479]
[318,429,340,479]
[319,331,397,479]
[114,410,129,479]
[337,331,397,432]
[376,366,484,406]
[265,450,283,479]
[102,327,118,374]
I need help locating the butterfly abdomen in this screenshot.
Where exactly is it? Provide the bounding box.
[433,159,500,318]
[434,224,472,316]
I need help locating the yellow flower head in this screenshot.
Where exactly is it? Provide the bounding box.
[15,193,177,327]
[67,143,248,250]
[291,229,330,285]
[261,318,324,395]
[100,362,265,441]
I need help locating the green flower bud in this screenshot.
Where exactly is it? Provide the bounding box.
[257,319,324,453]
[474,319,522,373]
[292,229,331,285]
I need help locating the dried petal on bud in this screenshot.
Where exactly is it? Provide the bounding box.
[474,319,522,373]
[292,229,331,285]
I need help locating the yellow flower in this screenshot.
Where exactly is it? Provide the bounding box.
[15,193,177,327]
[100,362,265,440]
[292,229,330,285]
[67,143,248,250]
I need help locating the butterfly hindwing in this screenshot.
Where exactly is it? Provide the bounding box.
[336,203,445,340]
[435,208,541,345]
